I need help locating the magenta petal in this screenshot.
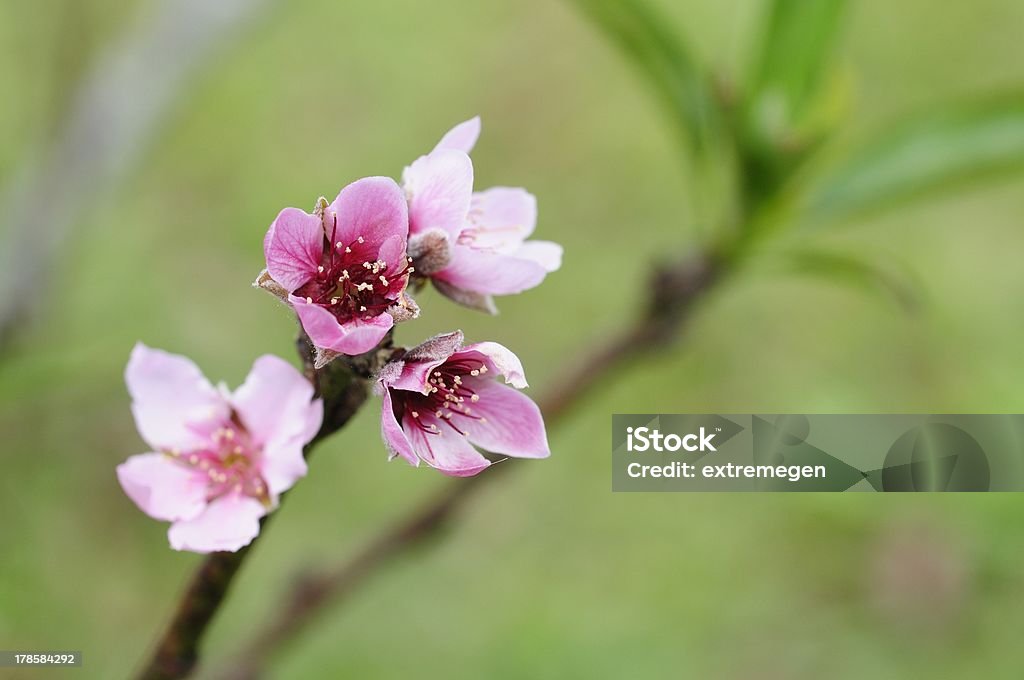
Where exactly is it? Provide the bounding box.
[377,234,408,276]
[454,342,528,388]
[231,355,319,447]
[388,358,446,394]
[329,176,408,248]
[167,493,265,553]
[264,207,324,292]
[404,149,474,237]
[117,453,208,522]
[432,116,481,154]
[385,330,463,393]
[461,381,549,459]
[468,187,537,246]
[290,295,394,355]
[380,389,419,466]
[435,245,548,296]
[126,343,229,451]
[405,415,490,477]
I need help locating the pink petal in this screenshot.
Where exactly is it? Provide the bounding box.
[231,355,322,496]
[167,493,266,553]
[260,438,309,497]
[454,341,528,388]
[377,234,409,277]
[434,244,549,296]
[514,240,562,272]
[382,331,463,394]
[460,381,549,459]
[432,116,481,154]
[404,149,474,238]
[467,187,537,248]
[328,176,408,249]
[380,389,419,466]
[126,343,229,451]
[117,452,208,522]
[405,415,490,477]
[263,207,324,292]
[290,295,394,355]
[231,355,318,447]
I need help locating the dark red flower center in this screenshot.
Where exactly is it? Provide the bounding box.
[294,219,412,323]
[393,359,490,437]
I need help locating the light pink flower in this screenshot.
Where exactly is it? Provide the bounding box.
[117,344,323,553]
[402,117,562,313]
[258,176,417,362]
[376,330,550,477]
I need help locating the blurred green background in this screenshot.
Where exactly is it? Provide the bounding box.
[3,0,1024,678]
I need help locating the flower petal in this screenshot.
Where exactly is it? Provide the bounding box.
[290,296,394,355]
[514,240,562,272]
[380,389,419,466]
[467,187,537,248]
[453,341,528,388]
[260,438,309,497]
[231,355,318,447]
[435,245,549,296]
[432,280,498,315]
[329,176,409,249]
[231,355,322,496]
[404,149,473,238]
[405,415,490,477]
[117,453,209,522]
[167,493,266,553]
[126,343,229,451]
[461,381,549,459]
[432,116,481,154]
[264,207,324,292]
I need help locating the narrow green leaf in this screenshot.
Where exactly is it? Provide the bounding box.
[745,0,848,143]
[571,0,721,156]
[775,247,922,313]
[807,92,1024,220]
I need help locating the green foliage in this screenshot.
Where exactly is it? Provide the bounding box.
[807,92,1024,220]
[571,0,722,156]
[744,0,848,143]
[772,247,922,313]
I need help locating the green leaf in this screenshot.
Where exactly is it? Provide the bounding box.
[807,92,1024,220]
[571,0,721,156]
[773,247,922,313]
[745,0,848,144]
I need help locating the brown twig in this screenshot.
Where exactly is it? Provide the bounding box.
[215,251,722,680]
[135,333,392,680]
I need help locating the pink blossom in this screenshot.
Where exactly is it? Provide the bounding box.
[402,117,562,313]
[117,344,323,553]
[258,176,417,361]
[376,330,549,476]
